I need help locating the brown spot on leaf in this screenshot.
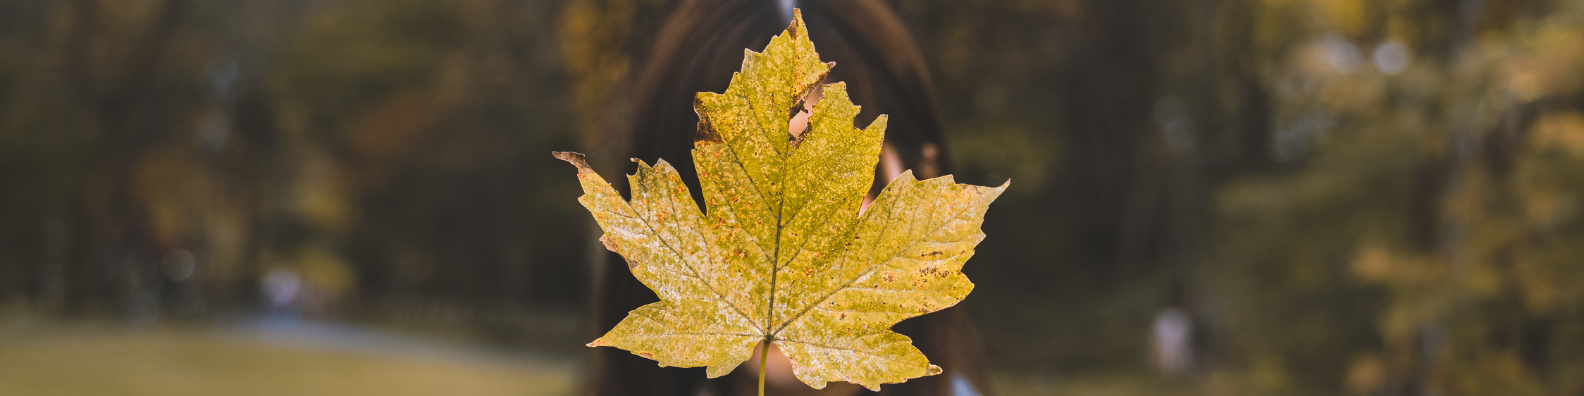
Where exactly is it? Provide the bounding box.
[599,235,620,253]
[788,99,806,120]
[693,97,724,143]
[784,13,800,39]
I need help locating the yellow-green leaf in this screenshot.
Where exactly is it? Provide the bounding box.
[555,9,1006,391]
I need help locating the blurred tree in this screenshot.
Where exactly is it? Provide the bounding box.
[0,0,590,343]
[258,0,588,333]
[1205,0,1584,394]
[0,0,200,316]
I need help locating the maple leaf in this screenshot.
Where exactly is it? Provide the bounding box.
[554,9,1006,391]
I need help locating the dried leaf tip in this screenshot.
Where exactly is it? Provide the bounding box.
[552,151,593,173]
[786,9,804,38]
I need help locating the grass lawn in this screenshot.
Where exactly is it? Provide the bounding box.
[0,324,576,396]
[0,322,1288,396]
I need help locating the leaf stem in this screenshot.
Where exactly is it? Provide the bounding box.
[758,339,770,396]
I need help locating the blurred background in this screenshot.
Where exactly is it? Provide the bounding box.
[1,0,1582,395]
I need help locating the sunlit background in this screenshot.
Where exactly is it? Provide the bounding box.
[2,0,1582,395]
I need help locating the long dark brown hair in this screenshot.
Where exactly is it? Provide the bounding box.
[584,1,987,395]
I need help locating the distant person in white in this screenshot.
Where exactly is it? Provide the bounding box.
[1152,307,1193,375]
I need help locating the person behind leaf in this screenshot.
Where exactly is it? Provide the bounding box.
[584,1,990,395]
